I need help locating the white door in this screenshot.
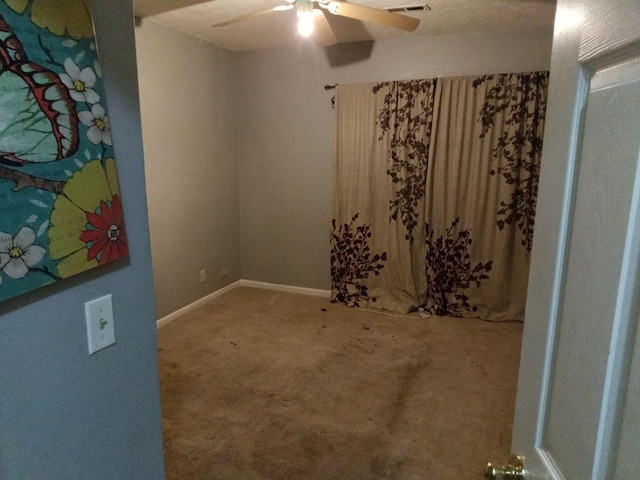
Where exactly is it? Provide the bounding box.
[503,0,640,478]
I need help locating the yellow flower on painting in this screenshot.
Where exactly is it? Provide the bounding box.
[49,158,127,278]
[6,0,93,39]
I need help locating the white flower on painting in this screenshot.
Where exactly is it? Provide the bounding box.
[60,58,100,104]
[78,103,112,146]
[0,227,46,279]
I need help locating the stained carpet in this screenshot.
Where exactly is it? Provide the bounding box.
[157,287,523,479]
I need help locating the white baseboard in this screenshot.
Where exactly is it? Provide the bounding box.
[156,280,331,328]
[156,280,241,329]
[239,280,331,298]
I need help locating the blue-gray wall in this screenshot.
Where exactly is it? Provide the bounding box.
[0,2,165,478]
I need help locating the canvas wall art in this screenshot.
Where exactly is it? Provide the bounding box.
[0,1,128,303]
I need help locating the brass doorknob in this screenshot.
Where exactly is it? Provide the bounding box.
[485,455,525,480]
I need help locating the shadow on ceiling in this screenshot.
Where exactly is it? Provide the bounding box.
[323,15,374,66]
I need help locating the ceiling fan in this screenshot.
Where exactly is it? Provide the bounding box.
[212,0,420,47]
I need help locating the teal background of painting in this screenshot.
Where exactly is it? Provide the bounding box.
[0,5,115,301]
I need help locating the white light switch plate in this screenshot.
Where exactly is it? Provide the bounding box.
[85,294,115,355]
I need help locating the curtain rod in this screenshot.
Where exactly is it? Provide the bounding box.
[325,84,337,108]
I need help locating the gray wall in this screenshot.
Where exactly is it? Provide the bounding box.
[0,2,165,479]
[135,24,553,315]
[236,29,554,290]
[136,22,241,318]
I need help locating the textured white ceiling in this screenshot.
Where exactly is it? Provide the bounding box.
[133,0,557,52]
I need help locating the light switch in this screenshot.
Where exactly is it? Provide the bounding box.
[85,294,115,355]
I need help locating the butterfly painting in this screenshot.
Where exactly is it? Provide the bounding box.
[0,2,128,303]
[0,16,79,165]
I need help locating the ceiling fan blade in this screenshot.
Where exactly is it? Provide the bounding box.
[212,4,294,27]
[326,1,420,32]
[313,10,338,47]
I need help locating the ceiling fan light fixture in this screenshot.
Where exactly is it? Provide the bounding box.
[297,0,315,37]
[212,0,420,40]
[297,12,315,37]
[327,2,340,15]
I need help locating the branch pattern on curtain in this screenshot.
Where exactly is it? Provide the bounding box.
[373,80,436,242]
[330,214,387,307]
[423,217,493,317]
[331,72,549,321]
[474,72,549,251]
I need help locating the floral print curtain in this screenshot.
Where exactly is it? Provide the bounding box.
[331,72,549,321]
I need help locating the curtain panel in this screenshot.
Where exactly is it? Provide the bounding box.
[331,71,549,321]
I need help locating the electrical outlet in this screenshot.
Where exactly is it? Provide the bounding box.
[199,269,207,282]
[220,269,228,279]
[85,294,115,355]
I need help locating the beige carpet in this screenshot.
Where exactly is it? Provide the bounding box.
[157,287,523,479]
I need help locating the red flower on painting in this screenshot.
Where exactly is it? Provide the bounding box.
[80,195,128,264]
